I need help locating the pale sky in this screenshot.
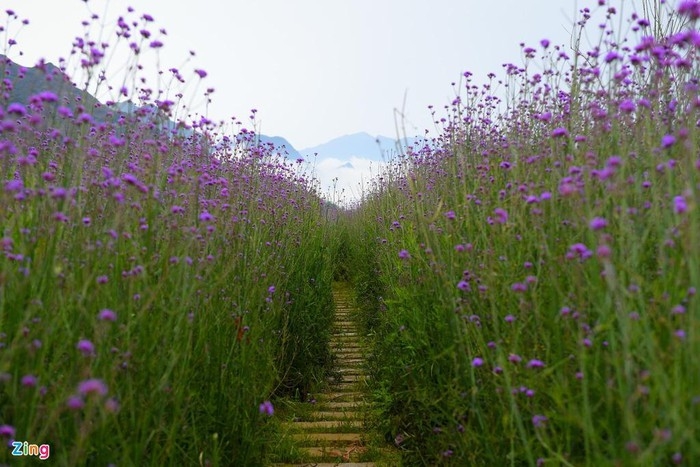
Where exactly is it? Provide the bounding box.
[2,0,578,150]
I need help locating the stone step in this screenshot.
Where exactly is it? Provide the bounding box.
[272,463,375,467]
[324,401,362,409]
[291,420,364,430]
[332,374,366,383]
[291,433,362,446]
[337,365,365,376]
[297,445,368,459]
[320,391,365,402]
[333,342,362,347]
[336,358,363,365]
[308,410,361,420]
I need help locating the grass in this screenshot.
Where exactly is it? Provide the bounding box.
[338,1,700,465]
[0,6,336,466]
[1,0,699,465]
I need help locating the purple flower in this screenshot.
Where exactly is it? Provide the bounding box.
[267,286,276,294]
[527,359,545,369]
[149,40,164,49]
[259,400,274,416]
[619,99,636,113]
[551,127,569,138]
[7,103,27,116]
[98,309,117,321]
[493,208,508,224]
[194,69,208,78]
[471,357,484,367]
[508,354,522,363]
[21,374,37,387]
[444,210,456,220]
[678,0,700,19]
[504,314,516,323]
[589,217,608,230]
[532,414,548,428]
[0,425,15,438]
[105,397,120,413]
[4,179,23,192]
[604,51,621,63]
[66,395,84,410]
[673,196,687,214]
[661,134,676,148]
[398,249,410,259]
[540,39,550,49]
[76,339,95,356]
[457,280,470,291]
[77,378,108,396]
[97,275,108,284]
[568,243,593,261]
[199,211,214,222]
[38,91,58,102]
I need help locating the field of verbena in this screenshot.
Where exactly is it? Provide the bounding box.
[340,3,699,466]
[0,21,337,464]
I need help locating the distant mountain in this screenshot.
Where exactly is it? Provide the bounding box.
[0,54,113,121]
[256,135,302,160]
[0,54,189,134]
[300,132,418,162]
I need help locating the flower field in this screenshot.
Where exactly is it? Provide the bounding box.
[1,1,699,465]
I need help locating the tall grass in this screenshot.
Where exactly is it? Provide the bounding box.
[342,1,700,465]
[0,6,335,465]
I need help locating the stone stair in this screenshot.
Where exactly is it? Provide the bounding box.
[271,283,380,467]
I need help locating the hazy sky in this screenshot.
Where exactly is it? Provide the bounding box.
[3,0,579,150]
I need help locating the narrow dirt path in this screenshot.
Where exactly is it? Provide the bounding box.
[272,282,385,467]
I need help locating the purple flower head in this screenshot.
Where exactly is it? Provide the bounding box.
[0,425,16,438]
[76,339,95,356]
[551,127,569,138]
[540,39,550,49]
[532,414,548,428]
[527,359,546,369]
[194,69,208,78]
[77,378,108,397]
[619,99,636,113]
[105,397,120,413]
[508,353,522,363]
[445,210,456,220]
[457,280,470,291]
[398,249,410,260]
[471,357,484,367]
[7,102,27,116]
[267,286,276,294]
[98,309,117,321]
[21,374,37,387]
[604,51,621,63]
[674,196,687,214]
[38,91,58,102]
[66,395,84,410]
[678,0,700,19]
[4,179,23,192]
[259,400,274,416]
[199,211,214,222]
[661,134,676,148]
[493,208,508,224]
[568,243,593,261]
[589,217,608,230]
